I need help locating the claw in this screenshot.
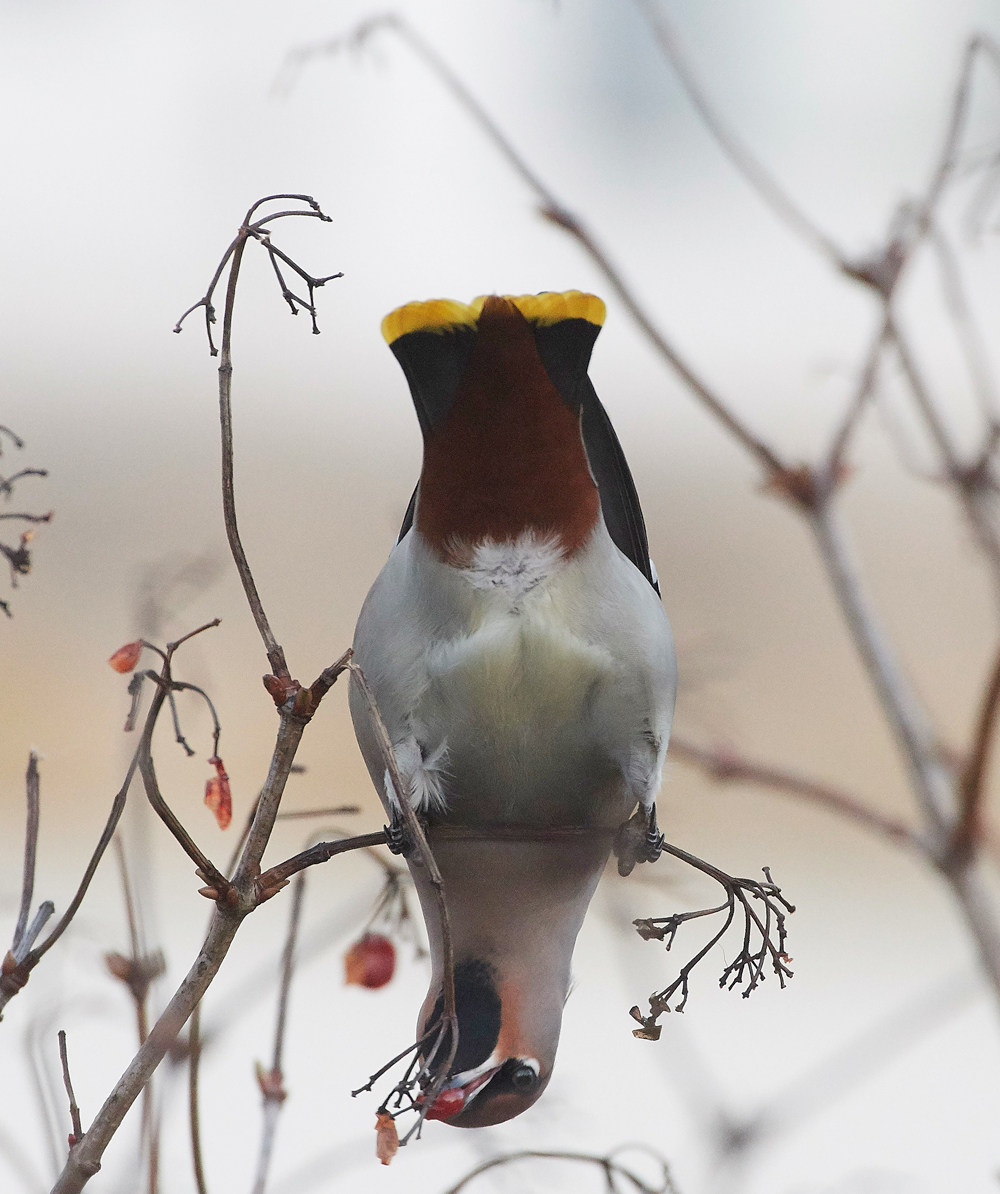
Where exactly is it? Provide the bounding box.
[644,803,665,863]
[614,803,665,875]
[384,809,413,857]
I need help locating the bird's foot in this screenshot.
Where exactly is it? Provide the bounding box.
[644,803,665,863]
[384,808,414,857]
[614,803,665,876]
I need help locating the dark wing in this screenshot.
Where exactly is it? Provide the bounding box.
[390,312,658,594]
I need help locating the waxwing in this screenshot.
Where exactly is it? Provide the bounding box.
[350,291,676,1127]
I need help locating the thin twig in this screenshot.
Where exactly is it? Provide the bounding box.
[257,832,388,895]
[188,1002,209,1194]
[889,308,1000,601]
[806,504,955,848]
[287,15,788,481]
[0,510,53,523]
[824,312,892,477]
[110,835,163,1193]
[347,663,457,1143]
[0,424,25,450]
[175,198,338,677]
[12,752,42,953]
[952,639,1000,863]
[634,0,843,266]
[1,753,141,1017]
[630,843,793,1035]
[57,1031,84,1146]
[137,673,230,897]
[930,224,1000,423]
[669,735,922,851]
[45,198,343,1191]
[250,869,306,1194]
[441,1146,681,1194]
[275,805,360,820]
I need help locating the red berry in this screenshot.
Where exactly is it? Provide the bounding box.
[344,932,396,989]
[423,1087,465,1121]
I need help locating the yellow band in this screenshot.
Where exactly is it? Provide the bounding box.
[381,290,606,344]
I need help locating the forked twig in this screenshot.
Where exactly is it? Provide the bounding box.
[49,200,351,1194]
[630,845,794,1038]
[175,195,341,678]
[2,753,138,1018]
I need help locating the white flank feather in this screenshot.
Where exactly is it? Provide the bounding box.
[385,736,450,814]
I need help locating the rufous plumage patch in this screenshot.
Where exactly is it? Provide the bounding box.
[415,297,600,560]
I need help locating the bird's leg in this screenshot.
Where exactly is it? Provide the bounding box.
[644,802,665,863]
[384,804,414,857]
[615,802,666,875]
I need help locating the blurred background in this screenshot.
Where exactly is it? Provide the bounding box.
[2,1,1000,1191]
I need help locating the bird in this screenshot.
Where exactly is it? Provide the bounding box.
[349,290,676,1127]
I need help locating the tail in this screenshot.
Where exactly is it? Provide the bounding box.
[383,291,657,589]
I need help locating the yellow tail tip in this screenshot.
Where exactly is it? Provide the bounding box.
[381,290,606,344]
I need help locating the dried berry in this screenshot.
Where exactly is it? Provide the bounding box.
[375,1111,398,1165]
[108,640,143,673]
[204,756,232,830]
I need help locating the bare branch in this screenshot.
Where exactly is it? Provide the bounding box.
[136,674,230,898]
[629,836,793,1037]
[0,424,25,451]
[952,638,1000,864]
[930,225,1000,423]
[57,1031,84,1147]
[888,316,1000,598]
[807,504,955,845]
[286,15,789,482]
[0,466,48,496]
[12,752,41,953]
[0,510,52,523]
[1,753,139,1017]
[257,832,389,897]
[669,735,922,851]
[825,313,892,477]
[635,0,843,266]
[176,198,339,677]
[188,1003,209,1194]
[441,1146,681,1194]
[250,868,306,1194]
[347,663,457,1145]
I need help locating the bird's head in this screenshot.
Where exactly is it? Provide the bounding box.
[405,837,616,1128]
[417,956,558,1127]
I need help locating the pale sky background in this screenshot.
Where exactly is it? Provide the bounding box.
[3,1,1000,1192]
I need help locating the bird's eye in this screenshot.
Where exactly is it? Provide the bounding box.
[510,1064,537,1091]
